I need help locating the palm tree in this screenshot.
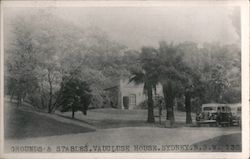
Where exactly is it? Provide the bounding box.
[183,69,204,125]
[129,70,156,123]
[157,42,188,126]
[129,47,159,123]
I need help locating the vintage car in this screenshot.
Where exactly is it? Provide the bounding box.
[229,103,241,126]
[196,103,234,127]
[216,105,233,126]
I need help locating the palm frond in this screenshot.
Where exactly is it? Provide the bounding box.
[129,70,145,85]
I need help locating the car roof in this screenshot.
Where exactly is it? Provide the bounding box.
[228,103,241,107]
[202,103,226,108]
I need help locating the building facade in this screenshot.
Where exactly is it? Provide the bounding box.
[104,78,163,109]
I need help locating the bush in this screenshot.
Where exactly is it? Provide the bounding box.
[137,100,148,109]
[136,96,165,110]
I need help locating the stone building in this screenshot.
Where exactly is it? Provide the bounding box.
[104,78,163,109]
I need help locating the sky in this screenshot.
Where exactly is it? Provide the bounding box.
[4,6,240,49]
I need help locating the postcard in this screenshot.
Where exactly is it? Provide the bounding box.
[0,1,249,159]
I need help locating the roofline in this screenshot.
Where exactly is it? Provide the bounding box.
[104,85,119,90]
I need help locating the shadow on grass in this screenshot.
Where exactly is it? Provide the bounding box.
[5,108,95,139]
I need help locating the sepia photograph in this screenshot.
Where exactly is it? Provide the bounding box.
[0,1,249,159]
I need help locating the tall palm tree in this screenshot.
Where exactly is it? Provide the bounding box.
[129,70,157,123]
[157,42,188,126]
[129,47,159,123]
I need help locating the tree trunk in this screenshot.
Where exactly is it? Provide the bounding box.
[163,83,175,126]
[22,93,26,103]
[17,94,22,108]
[82,102,87,115]
[10,90,15,102]
[166,97,175,126]
[48,71,53,113]
[40,94,45,109]
[72,105,75,119]
[185,91,192,124]
[51,91,62,113]
[147,85,155,123]
[16,95,20,108]
[72,110,75,119]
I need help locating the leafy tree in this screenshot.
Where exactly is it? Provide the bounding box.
[179,42,240,123]
[33,29,62,112]
[6,17,39,107]
[177,42,205,124]
[7,9,141,112]
[197,43,240,104]
[209,64,229,102]
[58,75,92,118]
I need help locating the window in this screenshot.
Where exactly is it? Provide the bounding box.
[203,107,216,111]
[129,94,136,106]
[222,107,225,112]
[217,107,221,112]
[204,107,213,111]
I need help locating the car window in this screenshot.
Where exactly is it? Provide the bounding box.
[222,107,225,112]
[204,107,213,111]
[218,107,221,112]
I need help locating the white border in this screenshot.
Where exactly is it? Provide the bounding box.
[0,1,249,159]
[241,1,249,157]
[1,0,249,7]
[0,0,5,158]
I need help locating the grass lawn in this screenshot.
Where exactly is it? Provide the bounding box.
[4,100,242,153]
[4,102,95,139]
[57,108,196,129]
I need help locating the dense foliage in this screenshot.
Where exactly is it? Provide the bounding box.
[58,75,92,118]
[5,11,241,123]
